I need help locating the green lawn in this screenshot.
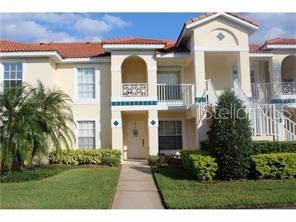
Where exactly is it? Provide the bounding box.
[1,165,74,183]
[0,166,120,209]
[153,167,296,209]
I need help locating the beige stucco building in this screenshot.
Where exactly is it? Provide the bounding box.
[1,13,295,160]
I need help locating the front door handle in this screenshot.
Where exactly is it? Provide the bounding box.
[142,139,144,147]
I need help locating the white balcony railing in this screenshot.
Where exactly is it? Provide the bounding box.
[251,82,296,103]
[121,83,148,97]
[157,84,194,106]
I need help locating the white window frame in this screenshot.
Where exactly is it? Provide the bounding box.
[158,118,186,151]
[74,65,100,104]
[0,59,26,93]
[74,119,99,149]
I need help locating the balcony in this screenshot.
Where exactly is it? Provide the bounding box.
[157,84,194,106]
[251,82,296,103]
[121,83,148,97]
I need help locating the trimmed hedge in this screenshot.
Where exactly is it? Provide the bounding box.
[49,149,121,167]
[201,140,296,155]
[148,155,169,168]
[252,141,296,155]
[180,149,218,180]
[250,153,296,179]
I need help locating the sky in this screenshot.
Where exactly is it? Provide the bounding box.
[0,13,295,44]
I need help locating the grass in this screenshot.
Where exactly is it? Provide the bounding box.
[1,165,74,183]
[0,166,120,209]
[153,167,296,209]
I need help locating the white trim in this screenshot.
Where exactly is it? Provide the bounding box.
[103,44,165,50]
[112,106,158,111]
[194,46,249,52]
[111,67,121,72]
[0,52,110,63]
[186,13,222,29]
[249,53,273,57]
[156,104,192,110]
[73,65,100,105]
[177,12,258,47]
[147,66,157,72]
[74,119,100,149]
[156,52,191,58]
[111,96,157,101]
[0,59,26,92]
[158,118,185,149]
[265,44,296,49]
[187,13,259,31]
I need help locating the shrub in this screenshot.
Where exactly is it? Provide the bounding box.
[252,141,296,155]
[208,90,253,180]
[250,153,296,179]
[201,140,296,155]
[180,149,218,180]
[148,155,169,167]
[49,149,121,167]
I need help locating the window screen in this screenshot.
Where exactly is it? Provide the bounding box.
[159,120,182,150]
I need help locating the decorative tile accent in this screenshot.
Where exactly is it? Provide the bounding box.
[270,99,296,104]
[112,101,157,106]
[148,118,158,127]
[113,120,119,126]
[216,32,225,41]
[195,97,206,103]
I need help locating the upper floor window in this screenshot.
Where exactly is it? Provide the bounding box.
[157,71,180,85]
[77,67,95,99]
[77,120,96,149]
[3,63,23,89]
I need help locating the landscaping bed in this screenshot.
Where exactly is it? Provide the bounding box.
[153,167,296,209]
[0,166,120,209]
[1,165,74,183]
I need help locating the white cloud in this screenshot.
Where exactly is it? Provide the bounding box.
[102,14,131,28]
[243,13,296,43]
[73,18,111,35]
[0,13,131,42]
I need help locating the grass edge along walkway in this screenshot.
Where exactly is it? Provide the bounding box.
[153,167,296,209]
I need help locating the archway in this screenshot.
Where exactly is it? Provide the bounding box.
[281,55,296,82]
[121,56,148,97]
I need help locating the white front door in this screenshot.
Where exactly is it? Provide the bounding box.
[127,121,146,159]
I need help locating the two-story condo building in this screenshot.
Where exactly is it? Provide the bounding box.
[1,13,295,160]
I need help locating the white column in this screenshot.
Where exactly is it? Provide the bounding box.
[147,63,157,98]
[111,110,123,155]
[238,51,252,97]
[148,110,158,155]
[269,57,282,101]
[0,63,3,92]
[111,66,122,98]
[193,50,206,100]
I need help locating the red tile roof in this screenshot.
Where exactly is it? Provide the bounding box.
[0,40,54,52]
[249,44,263,53]
[0,40,107,58]
[47,42,106,58]
[102,37,167,45]
[265,38,296,45]
[185,12,259,27]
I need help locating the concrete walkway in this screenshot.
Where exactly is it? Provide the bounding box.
[112,160,164,209]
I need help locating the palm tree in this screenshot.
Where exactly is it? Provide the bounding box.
[0,85,34,171]
[27,81,75,165]
[0,81,74,172]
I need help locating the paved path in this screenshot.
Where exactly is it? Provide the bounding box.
[112,160,164,209]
